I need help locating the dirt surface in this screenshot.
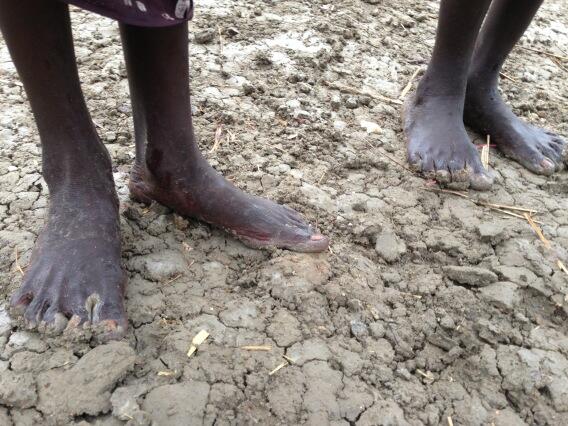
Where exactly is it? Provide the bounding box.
[1,0,568,424]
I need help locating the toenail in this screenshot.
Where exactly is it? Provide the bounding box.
[85,293,102,321]
[541,158,555,171]
[66,315,82,329]
[310,235,325,241]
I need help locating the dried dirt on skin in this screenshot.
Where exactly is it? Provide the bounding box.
[1,0,568,425]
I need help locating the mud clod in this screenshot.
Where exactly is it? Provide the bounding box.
[142,382,210,425]
[443,265,498,287]
[36,342,135,422]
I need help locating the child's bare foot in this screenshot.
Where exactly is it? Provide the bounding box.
[465,78,567,174]
[10,186,126,342]
[403,89,494,190]
[129,157,329,253]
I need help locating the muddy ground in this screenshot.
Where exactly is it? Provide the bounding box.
[1,0,568,424]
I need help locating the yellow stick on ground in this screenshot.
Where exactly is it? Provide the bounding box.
[481,135,490,170]
[525,214,568,277]
[399,67,421,100]
[525,213,552,250]
[187,330,210,358]
[241,345,272,351]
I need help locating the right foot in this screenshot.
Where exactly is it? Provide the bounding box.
[10,186,126,342]
[129,157,329,253]
[403,89,494,190]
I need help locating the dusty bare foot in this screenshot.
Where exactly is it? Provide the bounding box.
[10,186,126,342]
[465,76,567,174]
[403,88,494,190]
[129,158,329,253]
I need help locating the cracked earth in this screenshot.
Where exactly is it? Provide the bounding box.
[1,0,568,425]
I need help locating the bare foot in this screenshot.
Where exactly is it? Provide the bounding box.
[10,187,126,342]
[465,77,567,174]
[129,158,329,253]
[403,89,494,190]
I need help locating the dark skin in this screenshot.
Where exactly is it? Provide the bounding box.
[119,24,329,252]
[1,0,328,340]
[405,0,567,190]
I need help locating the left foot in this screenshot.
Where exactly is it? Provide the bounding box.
[128,157,329,253]
[465,77,567,174]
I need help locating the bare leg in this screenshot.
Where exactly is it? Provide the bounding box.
[0,0,126,339]
[119,23,329,252]
[465,0,567,174]
[403,0,494,190]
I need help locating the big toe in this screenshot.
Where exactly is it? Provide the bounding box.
[275,224,330,253]
[535,157,556,176]
[295,232,330,253]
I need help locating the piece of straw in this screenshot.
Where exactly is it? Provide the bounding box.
[268,361,288,376]
[241,345,272,352]
[481,135,490,170]
[187,330,210,358]
[399,67,421,100]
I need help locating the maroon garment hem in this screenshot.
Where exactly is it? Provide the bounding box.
[60,0,193,27]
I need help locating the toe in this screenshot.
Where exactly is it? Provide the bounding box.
[63,314,88,336]
[287,232,330,253]
[538,157,556,175]
[450,168,470,183]
[507,144,556,176]
[91,295,126,325]
[469,169,495,191]
[40,310,68,335]
[23,297,49,328]
[540,146,563,170]
[92,319,127,343]
[10,290,33,317]
[434,169,451,184]
[464,153,494,191]
[407,151,423,172]
[87,289,128,342]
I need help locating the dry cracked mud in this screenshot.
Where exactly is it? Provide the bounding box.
[1,0,568,425]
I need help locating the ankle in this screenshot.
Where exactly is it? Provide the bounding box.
[144,146,207,182]
[467,68,499,92]
[44,154,116,197]
[415,71,466,102]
